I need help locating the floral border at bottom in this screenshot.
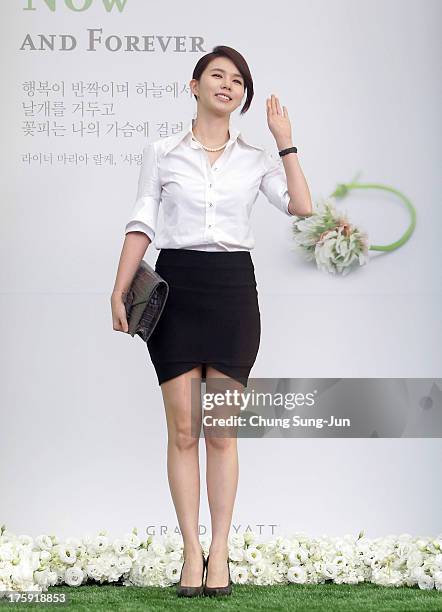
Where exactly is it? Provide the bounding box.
[0,526,441,593]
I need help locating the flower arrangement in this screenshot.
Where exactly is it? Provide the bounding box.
[1,525,441,594]
[292,198,370,276]
[291,174,417,276]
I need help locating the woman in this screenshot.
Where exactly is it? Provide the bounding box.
[111,45,312,597]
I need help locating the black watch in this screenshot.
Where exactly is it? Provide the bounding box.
[279,146,298,157]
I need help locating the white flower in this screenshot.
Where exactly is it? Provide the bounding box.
[35,535,53,551]
[88,535,109,555]
[287,548,299,565]
[163,533,183,553]
[57,544,77,565]
[115,555,132,574]
[292,198,369,275]
[230,564,249,584]
[243,531,257,546]
[34,569,51,588]
[1,529,441,592]
[322,561,339,580]
[86,562,103,582]
[301,546,312,563]
[124,533,141,549]
[372,567,394,586]
[33,568,57,588]
[254,561,283,585]
[11,557,35,587]
[200,535,211,551]
[277,538,293,555]
[287,565,307,583]
[249,561,265,578]
[113,540,129,555]
[244,546,262,564]
[407,550,424,569]
[229,547,245,562]
[0,544,14,562]
[150,541,166,557]
[229,533,245,549]
[433,570,442,590]
[416,538,430,552]
[18,535,33,547]
[164,560,182,583]
[418,574,434,590]
[65,538,81,548]
[64,567,84,587]
[0,561,13,580]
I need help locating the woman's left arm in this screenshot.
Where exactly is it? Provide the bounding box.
[267,94,313,217]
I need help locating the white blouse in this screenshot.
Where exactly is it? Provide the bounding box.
[125,118,296,251]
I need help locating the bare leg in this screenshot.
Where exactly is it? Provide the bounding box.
[161,366,204,586]
[203,367,243,587]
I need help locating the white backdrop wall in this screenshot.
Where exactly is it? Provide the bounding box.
[1,0,441,540]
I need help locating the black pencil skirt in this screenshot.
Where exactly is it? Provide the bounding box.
[146,248,261,387]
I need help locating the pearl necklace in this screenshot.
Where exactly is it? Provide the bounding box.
[191,127,230,152]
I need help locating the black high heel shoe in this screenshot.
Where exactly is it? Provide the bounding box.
[203,554,232,597]
[176,550,206,597]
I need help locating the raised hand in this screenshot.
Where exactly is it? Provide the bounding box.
[266,94,293,148]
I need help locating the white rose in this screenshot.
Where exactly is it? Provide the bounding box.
[243,531,257,546]
[229,533,245,549]
[34,568,52,588]
[150,541,166,557]
[57,544,77,565]
[89,536,109,554]
[164,560,181,583]
[230,564,249,584]
[287,565,307,583]
[249,561,265,578]
[124,533,141,549]
[86,562,102,581]
[116,556,132,573]
[0,544,14,562]
[35,535,53,551]
[418,574,434,590]
[0,561,13,580]
[229,547,244,562]
[11,558,34,583]
[113,539,129,555]
[64,567,84,587]
[244,546,262,564]
[18,535,33,547]
[433,570,442,590]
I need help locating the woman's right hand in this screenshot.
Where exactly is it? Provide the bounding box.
[111,290,129,333]
[112,232,151,333]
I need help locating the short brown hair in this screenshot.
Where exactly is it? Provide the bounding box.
[192,45,254,114]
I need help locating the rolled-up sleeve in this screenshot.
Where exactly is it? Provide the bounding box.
[125,142,161,242]
[259,150,295,216]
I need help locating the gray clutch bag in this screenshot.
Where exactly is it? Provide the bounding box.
[123,259,169,342]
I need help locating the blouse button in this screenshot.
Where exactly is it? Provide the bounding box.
[209,202,213,207]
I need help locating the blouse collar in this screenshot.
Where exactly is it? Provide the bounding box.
[162,118,264,157]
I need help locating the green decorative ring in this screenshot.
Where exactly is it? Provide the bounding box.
[329,171,417,252]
